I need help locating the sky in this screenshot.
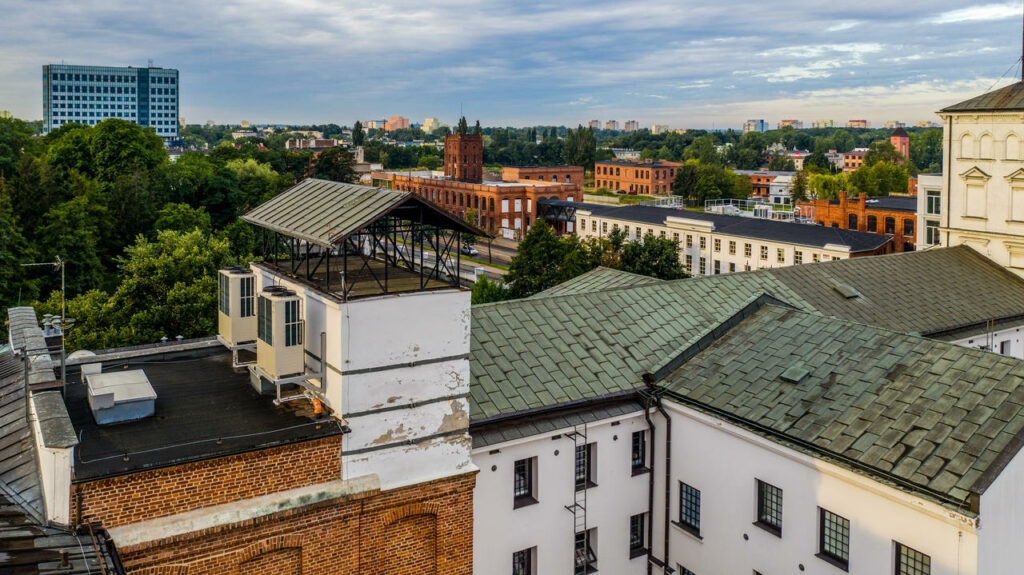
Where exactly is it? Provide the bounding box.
[2,0,1024,129]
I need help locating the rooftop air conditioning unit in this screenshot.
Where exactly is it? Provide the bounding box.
[255,286,305,380]
[218,266,257,347]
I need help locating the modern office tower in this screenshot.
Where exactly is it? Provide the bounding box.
[42,64,179,138]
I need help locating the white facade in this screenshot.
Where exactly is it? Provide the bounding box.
[247,266,475,491]
[472,410,651,575]
[935,108,1024,277]
[654,401,980,575]
[917,174,944,249]
[769,175,794,204]
[42,64,179,138]
[575,208,856,277]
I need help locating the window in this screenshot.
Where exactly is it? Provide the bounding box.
[677,481,701,537]
[744,243,752,257]
[257,296,272,345]
[631,431,647,472]
[760,246,768,260]
[755,480,783,536]
[513,547,535,575]
[1001,340,1011,355]
[685,255,693,275]
[575,443,596,490]
[218,273,230,315]
[884,217,896,234]
[602,222,608,234]
[699,257,706,275]
[629,513,646,558]
[818,508,850,569]
[575,529,597,574]
[513,458,537,507]
[903,218,914,236]
[776,248,785,263]
[813,253,820,263]
[686,235,693,248]
[895,542,930,575]
[714,239,721,252]
[580,218,586,231]
[240,276,255,318]
[848,214,858,229]
[794,250,803,264]
[729,262,736,272]
[699,237,706,250]
[728,241,736,255]
[591,220,597,232]
[677,567,695,575]
[714,260,720,274]
[867,215,877,232]
[672,232,679,243]
[284,300,302,347]
[926,189,941,215]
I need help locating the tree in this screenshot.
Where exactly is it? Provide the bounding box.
[88,119,166,183]
[672,162,700,197]
[791,170,809,202]
[910,130,943,173]
[808,173,847,200]
[471,275,512,304]
[313,147,356,183]
[0,193,35,311]
[562,125,596,169]
[352,121,365,146]
[848,162,909,197]
[457,117,469,136]
[473,120,482,135]
[619,234,686,280]
[0,117,36,179]
[34,185,110,295]
[418,155,441,170]
[864,140,903,167]
[768,155,796,171]
[803,150,831,172]
[154,203,213,233]
[504,220,564,297]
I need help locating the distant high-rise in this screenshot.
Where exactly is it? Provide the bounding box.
[812,119,836,129]
[651,124,669,135]
[846,119,870,129]
[0,111,10,119]
[605,120,619,130]
[623,120,639,132]
[43,64,179,138]
[588,120,601,129]
[423,117,441,132]
[778,119,803,129]
[385,116,410,131]
[743,119,767,133]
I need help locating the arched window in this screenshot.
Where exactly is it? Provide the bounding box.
[1007,134,1022,161]
[884,217,895,234]
[980,134,995,159]
[848,214,858,229]
[867,215,877,232]
[960,133,975,159]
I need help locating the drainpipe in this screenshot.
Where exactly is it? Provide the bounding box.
[643,403,656,575]
[656,398,672,573]
[946,115,953,246]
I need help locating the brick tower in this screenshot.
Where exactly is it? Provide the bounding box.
[444,133,484,183]
[890,127,909,164]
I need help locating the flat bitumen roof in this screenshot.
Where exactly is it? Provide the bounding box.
[67,346,340,481]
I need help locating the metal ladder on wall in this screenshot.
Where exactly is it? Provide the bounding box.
[564,423,589,571]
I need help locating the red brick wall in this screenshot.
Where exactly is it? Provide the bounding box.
[75,436,342,528]
[118,472,477,575]
[594,161,680,194]
[444,133,483,183]
[796,192,914,252]
[502,166,585,184]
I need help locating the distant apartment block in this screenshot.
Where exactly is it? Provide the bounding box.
[605,120,619,130]
[0,110,10,119]
[422,117,440,132]
[42,64,179,138]
[285,138,341,150]
[915,120,941,128]
[588,119,601,129]
[846,119,870,129]
[365,119,386,130]
[651,124,669,134]
[777,119,803,129]
[882,120,906,129]
[743,119,767,133]
[812,119,836,128]
[385,116,409,131]
[623,120,639,132]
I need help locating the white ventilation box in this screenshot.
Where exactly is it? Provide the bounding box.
[218,266,257,347]
[85,370,157,425]
[256,286,305,379]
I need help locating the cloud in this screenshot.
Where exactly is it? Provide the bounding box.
[931,2,1021,24]
[678,80,712,89]
[568,96,594,106]
[827,22,859,32]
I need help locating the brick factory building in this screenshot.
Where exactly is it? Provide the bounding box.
[796,192,917,252]
[594,159,682,195]
[4,184,484,573]
[374,132,582,238]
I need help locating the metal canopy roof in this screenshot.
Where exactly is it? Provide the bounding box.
[242,178,486,247]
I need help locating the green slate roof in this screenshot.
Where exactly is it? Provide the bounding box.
[532,267,663,298]
[472,401,640,448]
[470,272,805,421]
[658,304,1024,510]
[941,81,1024,113]
[764,246,1024,337]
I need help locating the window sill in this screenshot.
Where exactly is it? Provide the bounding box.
[575,481,598,492]
[752,521,781,538]
[670,520,702,541]
[629,547,648,560]
[513,495,538,509]
[815,552,849,572]
[631,466,651,477]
